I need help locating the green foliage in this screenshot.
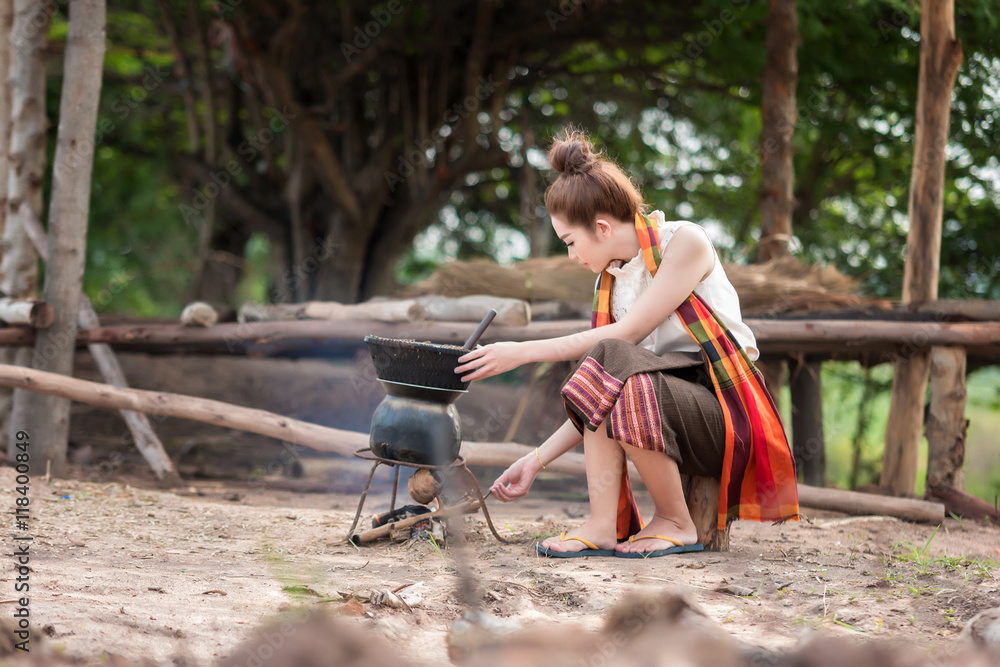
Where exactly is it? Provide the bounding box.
[818,362,1000,501]
[399,0,1000,305]
[28,1,1000,315]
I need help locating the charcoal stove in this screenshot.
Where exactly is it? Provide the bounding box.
[342,335,513,545]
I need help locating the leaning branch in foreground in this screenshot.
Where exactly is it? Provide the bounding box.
[0,363,945,523]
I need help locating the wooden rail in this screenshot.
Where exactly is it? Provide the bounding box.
[0,318,998,360]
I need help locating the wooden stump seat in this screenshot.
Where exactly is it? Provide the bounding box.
[682,474,732,551]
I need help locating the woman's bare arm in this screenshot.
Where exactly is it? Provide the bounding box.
[490,418,583,501]
[455,225,715,381]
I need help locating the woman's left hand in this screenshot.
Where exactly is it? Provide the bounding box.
[454,341,528,382]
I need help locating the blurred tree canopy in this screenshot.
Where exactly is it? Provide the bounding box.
[59,0,1000,314]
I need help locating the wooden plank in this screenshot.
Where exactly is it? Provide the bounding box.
[795,485,944,523]
[460,443,944,524]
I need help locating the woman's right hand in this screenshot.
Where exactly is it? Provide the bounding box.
[489,455,539,502]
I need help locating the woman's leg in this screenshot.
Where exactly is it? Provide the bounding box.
[614,448,698,554]
[538,417,623,553]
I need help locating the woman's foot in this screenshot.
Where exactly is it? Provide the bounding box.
[615,513,698,555]
[538,519,616,554]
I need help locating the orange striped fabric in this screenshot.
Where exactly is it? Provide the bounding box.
[592,212,799,530]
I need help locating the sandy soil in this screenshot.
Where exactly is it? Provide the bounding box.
[6,462,998,666]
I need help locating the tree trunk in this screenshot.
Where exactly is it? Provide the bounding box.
[521,105,548,259]
[925,346,966,490]
[185,0,219,305]
[313,211,368,303]
[881,0,962,495]
[790,357,825,486]
[757,0,798,262]
[685,475,731,551]
[10,0,105,476]
[0,0,14,442]
[0,0,11,235]
[2,0,48,460]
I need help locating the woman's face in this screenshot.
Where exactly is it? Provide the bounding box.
[550,214,617,273]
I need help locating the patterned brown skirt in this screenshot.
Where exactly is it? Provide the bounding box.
[561,338,726,478]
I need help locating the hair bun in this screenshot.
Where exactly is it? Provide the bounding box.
[548,130,596,175]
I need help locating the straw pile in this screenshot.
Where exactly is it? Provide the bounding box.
[400,255,885,317]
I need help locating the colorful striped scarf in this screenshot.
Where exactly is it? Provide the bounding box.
[592,212,799,531]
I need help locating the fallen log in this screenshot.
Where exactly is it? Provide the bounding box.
[0,364,952,525]
[0,363,367,458]
[926,480,999,524]
[350,497,481,545]
[458,443,946,524]
[2,318,1000,353]
[795,485,944,523]
[0,298,54,328]
[240,299,426,324]
[240,295,531,327]
[413,295,530,327]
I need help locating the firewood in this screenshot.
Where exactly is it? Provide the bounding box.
[0,298,54,328]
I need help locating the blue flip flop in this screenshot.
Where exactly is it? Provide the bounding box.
[535,532,618,558]
[613,534,704,558]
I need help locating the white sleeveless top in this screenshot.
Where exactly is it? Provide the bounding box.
[605,211,759,361]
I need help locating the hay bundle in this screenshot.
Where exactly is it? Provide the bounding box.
[725,256,886,316]
[400,255,885,316]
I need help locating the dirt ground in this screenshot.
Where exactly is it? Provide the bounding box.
[7,459,998,666]
[3,352,996,664]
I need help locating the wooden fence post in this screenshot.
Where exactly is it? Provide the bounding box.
[881,0,963,495]
[791,356,825,486]
[926,346,967,490]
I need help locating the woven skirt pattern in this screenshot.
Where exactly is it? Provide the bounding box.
[561,338,726,478]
